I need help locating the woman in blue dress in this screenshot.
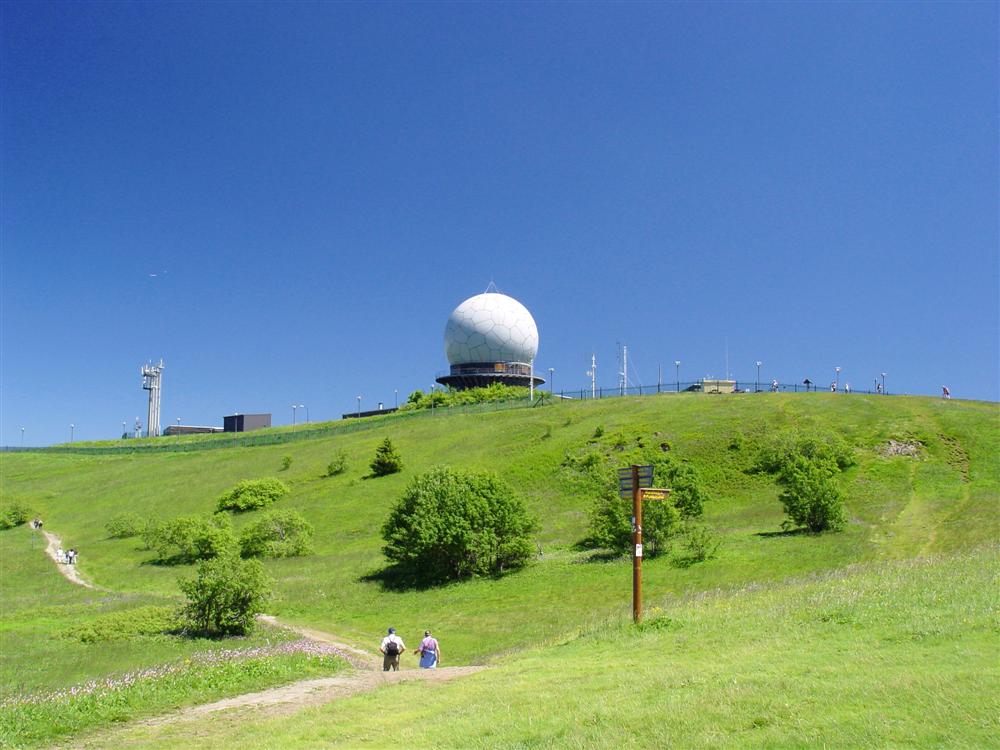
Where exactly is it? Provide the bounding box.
[417,630,440,669]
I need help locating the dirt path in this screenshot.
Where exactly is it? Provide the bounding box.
[256,614,376,670]
[36,527,488,741]
[41,529,101,590]
[137,664,487,728]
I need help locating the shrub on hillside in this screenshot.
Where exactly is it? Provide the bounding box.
[778,456,846,533]
[216,478,289,513]
[754,431,856,475]
[400,382,533,411]
[105,512,145,539]
[0,503,33,530]
[589,488,681,558]
[326,450,348,477]
[381,466,538,582]
[72,605,178,643]
[239,509,313,558]
[579,436,709,558]
[369,438,403,477]
[178,553,270,636]
[280,455,293,471]
[143,514,237,564]
[673,522,721,566]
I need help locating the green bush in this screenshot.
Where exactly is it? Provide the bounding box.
[216,478,289,513]
[143,515,237,564]
[0,503,32,530]
[326,451,348,477]
[755,431,856,475]
[239,509,313,558]
[400,382,532,411]
[778,456,846,533]
[105,512,145,539]
[72,605,178,643]
[674,522,721,566]
[589,489,680,558]
[280,455,293,471]
[370,438,403,477]
[381,466,538,582]
[178,553,270,636]
[581,439,709,558]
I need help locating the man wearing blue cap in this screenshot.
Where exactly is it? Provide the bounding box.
[380,627,406,671]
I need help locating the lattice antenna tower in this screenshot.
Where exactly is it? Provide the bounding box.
[141,360,164,437]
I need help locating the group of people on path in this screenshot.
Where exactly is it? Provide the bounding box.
[56,546,78,565]
[379,627,441,671]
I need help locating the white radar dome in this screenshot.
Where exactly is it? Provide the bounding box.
[444,292,539,366]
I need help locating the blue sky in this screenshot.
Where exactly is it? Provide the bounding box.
[2,1,997,445]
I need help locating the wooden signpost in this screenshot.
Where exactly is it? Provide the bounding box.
[618,464,671,623]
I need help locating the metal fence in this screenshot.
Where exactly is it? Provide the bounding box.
[543,380,890,400]
[6,380,896,455]
[14,395,552,455]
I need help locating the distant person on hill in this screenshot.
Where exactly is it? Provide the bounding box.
[770,380,779,392]
[56,546,65,564]
[830,381,837,392]
[942,386,951,399]
[844,382,851,394]
[69,549,77,565]
[380,627,405,671]
[417,630,440,669]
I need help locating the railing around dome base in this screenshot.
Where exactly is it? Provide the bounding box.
[436,362,545,391]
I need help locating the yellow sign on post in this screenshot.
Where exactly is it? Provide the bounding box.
[640,488,671,501]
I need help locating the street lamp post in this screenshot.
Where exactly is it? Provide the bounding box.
[356,395,362,418]
[880,372,887,395]
[835,367,841,391]
[70,424,74,443]
[302,405,309,423]
[674,361,681,392]
[21,427,25,446]
[549,367,555,396]
[292,404,298,429]
[122,421,127,439]
[755,361,762,392]
[394,389,398,409]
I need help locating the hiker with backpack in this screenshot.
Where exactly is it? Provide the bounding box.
[380,627,406,671]
[416,630,441,669]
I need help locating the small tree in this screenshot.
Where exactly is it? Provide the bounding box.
[179,553,270,636]
[105,512,144,539]
[370,438,403,477]
[381,466,538,582]
[589,489,680,558]
[326,450,348,477]
[0,503,33,530]
[144,514,237,563]
[778,456,846,532]
[280,455,293,471]
[240,509,313,558]
[217,478,289,512]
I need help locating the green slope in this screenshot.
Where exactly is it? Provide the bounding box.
[3,394,995,669]
[80,546,1000,749]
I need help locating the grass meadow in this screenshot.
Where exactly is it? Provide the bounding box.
[1,393,997,746]
[76,546,999,749]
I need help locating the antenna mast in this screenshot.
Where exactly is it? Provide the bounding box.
[141,360,164,437]
[586,354,597,399]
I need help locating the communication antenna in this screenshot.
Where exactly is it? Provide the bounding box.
[134,417,142,439]
[141,360,164,437]
[586,354,597,399]
[617,343,628,396]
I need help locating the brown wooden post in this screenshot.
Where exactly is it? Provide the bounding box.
[632,464,642,624]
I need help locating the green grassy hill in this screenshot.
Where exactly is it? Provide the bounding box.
[2,393,997,747]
